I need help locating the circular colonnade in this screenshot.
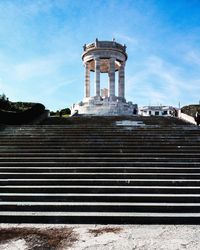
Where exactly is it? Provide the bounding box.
[82,39,127,102]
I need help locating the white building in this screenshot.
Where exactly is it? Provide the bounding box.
[138,106,179,117]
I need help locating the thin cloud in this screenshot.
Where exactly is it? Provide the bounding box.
[14,55,65,81]
[126,55,200,106]
[40,79,77,96]
[113,33,138,46]
[185,50,200,66]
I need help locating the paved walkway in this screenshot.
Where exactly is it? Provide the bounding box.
[0,224,200,249]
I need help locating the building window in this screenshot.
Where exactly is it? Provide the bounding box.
[163,111,167,115]
[155,111,159,116]
[149,111,151,115]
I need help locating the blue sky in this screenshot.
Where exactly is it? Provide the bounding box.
[0,0,200,110]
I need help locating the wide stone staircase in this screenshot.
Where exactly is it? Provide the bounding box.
[0,116,200,224]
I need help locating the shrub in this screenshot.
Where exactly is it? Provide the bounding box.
[0,103,45,125]
[60,108,71,115]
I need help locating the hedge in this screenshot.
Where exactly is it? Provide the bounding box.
[0,103,45,125]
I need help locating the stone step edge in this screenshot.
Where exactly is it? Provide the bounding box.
[1,172,200,176]
[0,166,200,170]
[0,193,200,197]
[0,178,200,182]
[1,201,200,206]
[0,151,200,154]
[1,166,200,170]
[0,212,200,217]
[1,161,200,164]
[1,185,200,189]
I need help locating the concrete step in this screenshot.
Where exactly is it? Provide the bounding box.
[1,142,199,147]
[0,202,200,213]
[1,166,200,173]
[0,185,200,194]
[0,134,199,138]
[1,149,200,154]
[0,193,200,203]
[1,179,200,186]
[1,157,200,163]
[1,152,200,157]
[1,133,199,137]
[0,148,200,154]
[0,212,200,224]
[0,146,199,153]
[0,158,200,168]
[0,172,200,179]
[0,211,199,224]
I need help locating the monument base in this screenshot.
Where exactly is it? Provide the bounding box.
[71,98,137,116]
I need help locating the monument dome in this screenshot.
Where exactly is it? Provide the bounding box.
[71,39,137,115]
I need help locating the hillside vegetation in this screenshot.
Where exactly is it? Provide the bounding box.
[181,105,200,117]
[0,94,35,112]
[0,94,46,124]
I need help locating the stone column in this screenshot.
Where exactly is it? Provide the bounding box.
[118,63,125,99]
[109,57,115,98]
[94,58,100,97]
[84,62,90,98]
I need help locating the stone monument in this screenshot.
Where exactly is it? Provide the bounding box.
[71,39,137,115]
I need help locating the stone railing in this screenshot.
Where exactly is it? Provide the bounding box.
[179,112,196,125]
[84,41,126,53]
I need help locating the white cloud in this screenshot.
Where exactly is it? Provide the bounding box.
[0,49,78,82]
[126,55,200,106]
[0,78,19,100]
[0,0,67,17]
[40,79,76,96]
[185,50,200,65]
[113,33,138,46]
[14,55,63,81]
[0,51,79,105]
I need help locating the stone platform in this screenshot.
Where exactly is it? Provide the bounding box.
[71,98,137,116]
